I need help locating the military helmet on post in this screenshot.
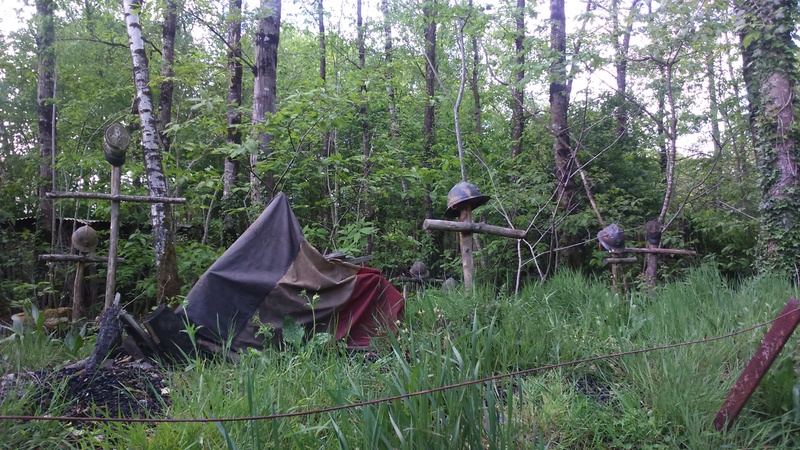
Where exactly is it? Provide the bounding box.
[72,225,99,253]
[444,181,491,218]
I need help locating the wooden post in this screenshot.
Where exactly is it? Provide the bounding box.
[459,207,474,292]
[71,261,85,323]
[423,217,524,291]
[104,166,121,309]
[645,220,662,288]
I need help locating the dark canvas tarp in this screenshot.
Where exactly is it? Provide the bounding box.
[181,193,404,350]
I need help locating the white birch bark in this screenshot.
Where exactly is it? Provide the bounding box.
[123,0,179,301]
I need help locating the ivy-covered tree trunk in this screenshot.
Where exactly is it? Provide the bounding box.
[123,0,181,304]
[251,0,281,202]
[35,0,56,293]
[738,0,800,276]
[510,0,524,158]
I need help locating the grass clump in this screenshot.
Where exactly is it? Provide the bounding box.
[2,264,800,448]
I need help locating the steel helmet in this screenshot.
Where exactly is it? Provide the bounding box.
[410,261,429,279]
[597,223,625,252]
[103,123,130,167]
[72,225,99,253]
[444,181,491,218]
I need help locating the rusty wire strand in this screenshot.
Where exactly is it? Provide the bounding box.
[0,307,796,424]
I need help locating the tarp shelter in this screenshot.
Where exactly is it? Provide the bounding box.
[180,193,404,351]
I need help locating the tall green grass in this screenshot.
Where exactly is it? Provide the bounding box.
[2,265,800,448]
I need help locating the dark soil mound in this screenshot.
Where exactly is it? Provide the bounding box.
[32,359,171,420]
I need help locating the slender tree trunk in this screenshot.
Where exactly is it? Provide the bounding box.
[382,0,400,140]
[657,60,678,224]
[123,0,181,304]
[36,0,56,306]
[317,0,333,232]
[550,0,574,215]
[382,0,410,204]
[422,0,438,220]
[611,0,638,138]
[738,0,800,275]
[706,55,721,155]
[223,0,243,200]
[549,0,579,268]
[157,0,177,156]
[510,0,525,157]
[251,0,281,202]
[471,33,482,135]
[357,0,374,254]
[222,0,244,243]
[655,63,668,173]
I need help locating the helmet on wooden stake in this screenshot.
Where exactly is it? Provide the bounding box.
[444,181,491,218]
[597,223,625,252]
[72,225,99,253]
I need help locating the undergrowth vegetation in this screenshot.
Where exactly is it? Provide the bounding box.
[2,265,800,448]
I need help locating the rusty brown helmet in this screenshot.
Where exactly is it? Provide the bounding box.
[72,225,99,253]
[444,181,491,218]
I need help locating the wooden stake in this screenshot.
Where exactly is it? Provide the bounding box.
[71,262,85,323]
[459,207,474,292]
[645,220,662,288]
[104,166,121,309]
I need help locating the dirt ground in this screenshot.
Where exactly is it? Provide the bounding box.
[5,358,171,420]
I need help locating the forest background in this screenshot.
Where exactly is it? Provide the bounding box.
[0,0,797,317]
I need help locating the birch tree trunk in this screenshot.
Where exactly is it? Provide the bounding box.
[250,0,281,202]
[123,0,181,304]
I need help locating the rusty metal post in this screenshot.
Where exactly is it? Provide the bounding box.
[459,207,474,292]
[714,298,800,432]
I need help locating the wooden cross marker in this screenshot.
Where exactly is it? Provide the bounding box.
[423,181,525,291]
[44,123,186,313]
[600,220,696,288]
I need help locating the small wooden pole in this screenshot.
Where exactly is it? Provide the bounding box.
[71,261,85,323]
[104,166,121,309]
[645,220,662,288]
[459,207,474,292]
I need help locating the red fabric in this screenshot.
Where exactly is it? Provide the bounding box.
[335,267,405,347]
